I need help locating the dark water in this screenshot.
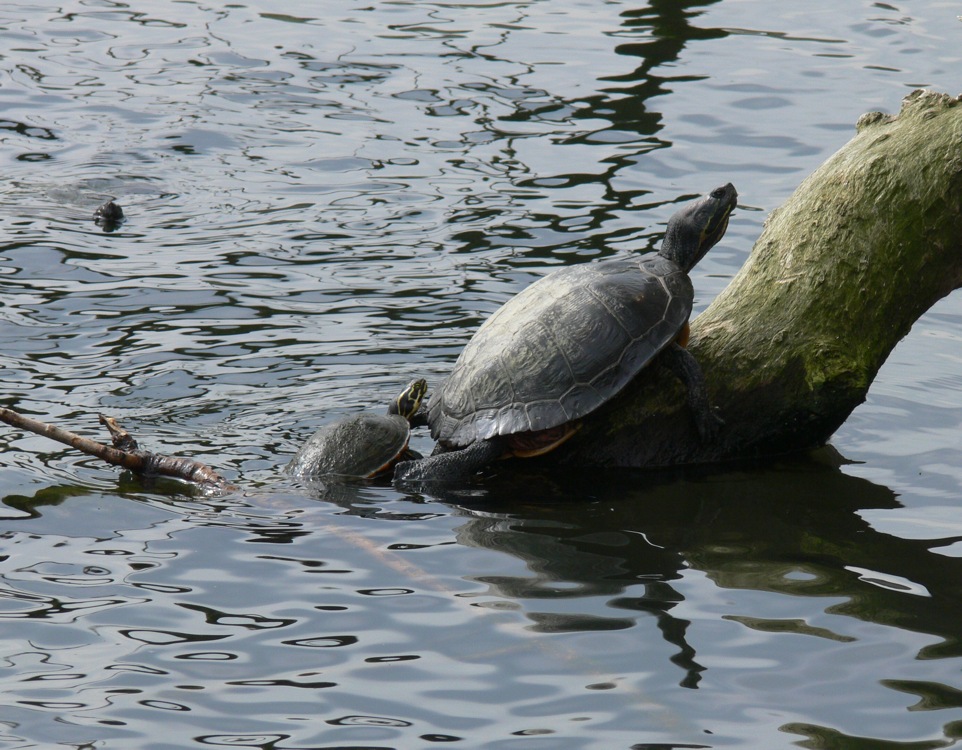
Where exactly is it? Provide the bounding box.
[2,1,962,747]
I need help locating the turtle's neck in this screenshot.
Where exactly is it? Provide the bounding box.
[659,220,699,272]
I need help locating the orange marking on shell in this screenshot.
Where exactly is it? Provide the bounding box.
[507,422,582,458]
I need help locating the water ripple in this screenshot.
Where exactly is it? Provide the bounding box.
[2,1,962,748]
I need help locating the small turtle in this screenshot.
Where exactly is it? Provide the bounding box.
[94,200,124,229]
[286,379,427,479]
[395,184,738,482]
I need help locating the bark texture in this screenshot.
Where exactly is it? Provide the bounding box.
[0,408,235,493]
[555,89,962,468]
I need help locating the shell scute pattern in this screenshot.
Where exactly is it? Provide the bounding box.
[286,413,409,478]
[429,253,693,448]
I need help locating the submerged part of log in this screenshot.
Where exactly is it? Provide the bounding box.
[557,89,962,468]
[0,407,236,493]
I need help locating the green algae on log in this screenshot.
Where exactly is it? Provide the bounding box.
[556,89,962,469]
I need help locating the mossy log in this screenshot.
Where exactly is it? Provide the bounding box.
[555,89,962,469]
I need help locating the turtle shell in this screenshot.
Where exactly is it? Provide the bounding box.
[428,253,692,448]
[286,412,412,478]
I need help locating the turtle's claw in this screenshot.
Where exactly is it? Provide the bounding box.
[697,409,725,443]
[393,459,419,482]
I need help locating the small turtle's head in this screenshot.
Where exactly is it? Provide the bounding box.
[659,183,737,271]
[93,200,125,232]
[388,378,428,421]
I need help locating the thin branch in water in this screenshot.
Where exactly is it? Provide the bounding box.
[0,407,236,493]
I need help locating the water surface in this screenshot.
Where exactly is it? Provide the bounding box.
[2,1,962,747]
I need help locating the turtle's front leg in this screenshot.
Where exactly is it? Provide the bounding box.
[408,412,429,429]
[660,343,724,442]
[394,438,505,483]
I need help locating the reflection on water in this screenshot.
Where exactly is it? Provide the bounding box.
[4,455,962,746]
[2,0,962,747]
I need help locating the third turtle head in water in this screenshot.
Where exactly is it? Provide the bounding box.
[394,184,738,483]
[94,200,124,231]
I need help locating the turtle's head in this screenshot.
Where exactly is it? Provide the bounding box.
[389,378,428,421]
[659,183,737,271]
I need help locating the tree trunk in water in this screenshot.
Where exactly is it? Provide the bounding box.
[556,89,962,469]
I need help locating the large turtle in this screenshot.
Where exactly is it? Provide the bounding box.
[286,379,427,479]
[395,183,737,482]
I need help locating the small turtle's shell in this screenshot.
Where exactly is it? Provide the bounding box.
[286,413,412,478]
[428,254,692,448]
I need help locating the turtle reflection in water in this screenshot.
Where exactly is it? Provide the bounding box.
[395,184,738,482]
[286,379,427,479]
